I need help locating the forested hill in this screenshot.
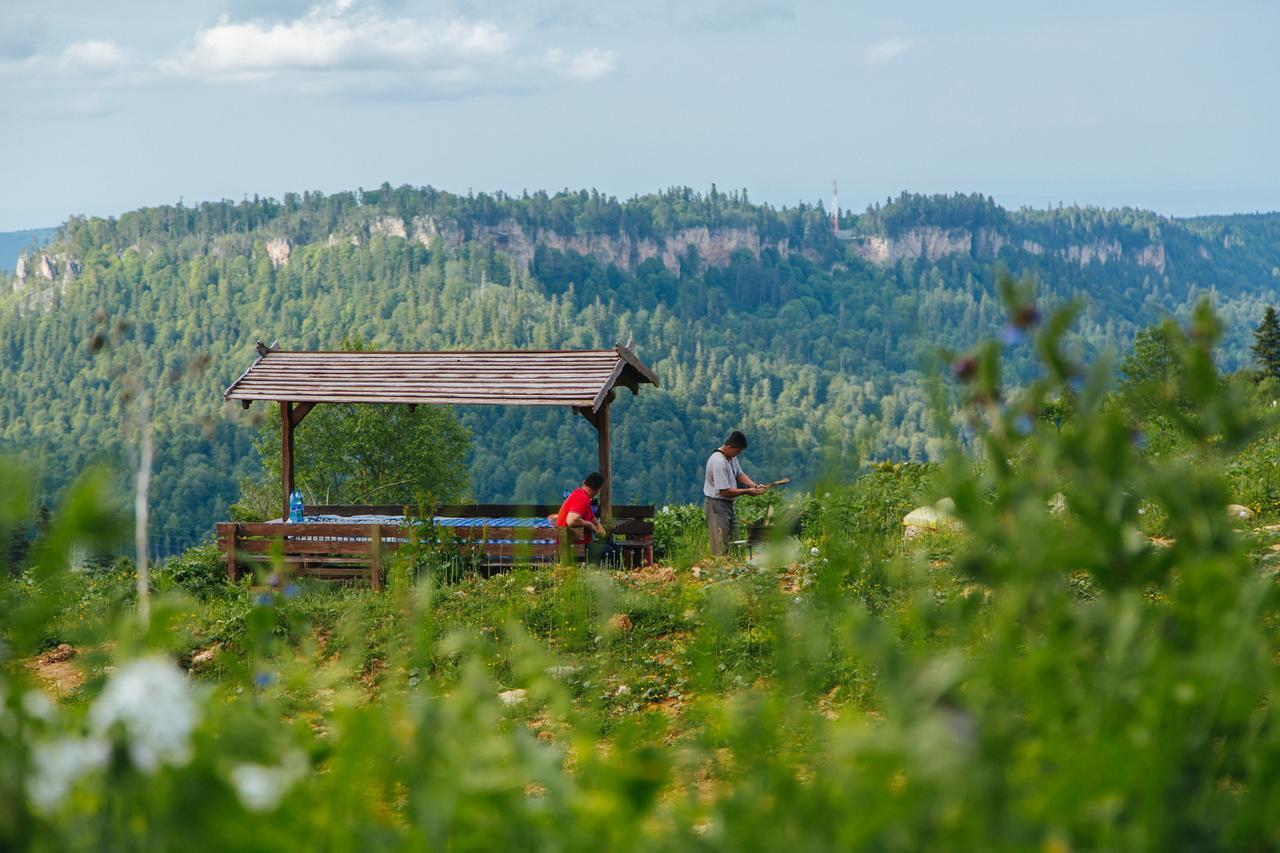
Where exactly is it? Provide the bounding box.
[3,186,1280,552]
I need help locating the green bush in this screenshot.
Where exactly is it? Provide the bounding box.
[822,461,938,545]
[653,503,706,566]
[155,543,225,598]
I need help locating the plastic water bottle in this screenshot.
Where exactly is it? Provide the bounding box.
[288,489,303,523]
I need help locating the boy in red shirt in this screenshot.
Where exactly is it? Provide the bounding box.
[556,472,607,542]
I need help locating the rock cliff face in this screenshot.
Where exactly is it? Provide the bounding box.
[265,238,291,269]
[270,216,795,273]
[1056,239,1164,274]
[1134,243,1167,275]
[13,252,78,291]
[4,216,1175,288]
[9,251,78,307]
[849,226,1006,264]
[846,226,1167,275]
[407,216,797,273]
[1061,240,1122,267]
[370,216,408,239]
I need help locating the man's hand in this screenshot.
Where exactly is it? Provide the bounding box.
[751,485,767,496]
[595,521,607,537]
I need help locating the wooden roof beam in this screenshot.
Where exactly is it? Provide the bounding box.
[290,401,316,428]
[615,343,660,387]
[591,361,626,412]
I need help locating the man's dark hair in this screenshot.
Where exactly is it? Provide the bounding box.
[725,431,748,449]
[584,472,605,489]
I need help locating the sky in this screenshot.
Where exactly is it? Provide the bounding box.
[1,0,1278,231]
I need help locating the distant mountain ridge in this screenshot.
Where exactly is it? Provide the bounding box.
[0,227,56,274]
[11,188,1273,302]
[2,186,1279,549]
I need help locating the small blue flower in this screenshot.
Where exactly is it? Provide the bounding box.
[1000,324,1026,348]
[284,583,299,599]
[255,592,274,607]
[253,672,274,689]
[1131,429,1148,449]
[1013,414,1034,436]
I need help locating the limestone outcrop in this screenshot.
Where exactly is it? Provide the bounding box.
[265,238,291,269]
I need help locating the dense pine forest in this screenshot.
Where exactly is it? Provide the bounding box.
[3,186,1280,550]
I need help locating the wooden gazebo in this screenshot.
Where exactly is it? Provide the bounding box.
[217,342,661,584]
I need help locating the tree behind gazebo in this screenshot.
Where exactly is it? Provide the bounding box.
[230,338,470,521]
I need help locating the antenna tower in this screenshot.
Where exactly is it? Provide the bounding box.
[831,178,839,231]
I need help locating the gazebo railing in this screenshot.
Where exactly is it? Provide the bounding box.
[216,503,654,587]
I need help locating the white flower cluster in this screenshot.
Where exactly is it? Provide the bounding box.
[22,690,56,722]
[25,656,202,814]
[88,657,201,773]
[228,751,307,812]
[27,736,110,813]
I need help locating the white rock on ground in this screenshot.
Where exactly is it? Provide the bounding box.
[1226,504,1255,522]
[903,498,963,539]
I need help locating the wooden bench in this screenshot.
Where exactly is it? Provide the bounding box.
[216,503,655,587]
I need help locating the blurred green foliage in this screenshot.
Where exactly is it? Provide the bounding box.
[6,289,1280,849]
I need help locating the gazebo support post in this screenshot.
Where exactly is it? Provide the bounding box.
[575,390,616,523]
[278,401,318,520]
[597,396,612,522]
[280,401,294,521]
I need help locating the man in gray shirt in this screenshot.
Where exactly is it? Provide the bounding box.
[703,430,765,555]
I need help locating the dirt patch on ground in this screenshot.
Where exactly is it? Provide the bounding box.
[620,564,680,586]
[187,644,221,672]
[27,644,84,697]
[778,562,808,593]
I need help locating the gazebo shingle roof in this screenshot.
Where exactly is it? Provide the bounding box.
[224,344,659,411]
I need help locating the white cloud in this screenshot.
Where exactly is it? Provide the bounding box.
[0,1,618,104]
[865,36,915,66]
[441,0,794,31]
[160,2,512,80]
[546,47,617,81]
[59,40,134,73]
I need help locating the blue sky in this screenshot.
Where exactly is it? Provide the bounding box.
[1,1,1277,231]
